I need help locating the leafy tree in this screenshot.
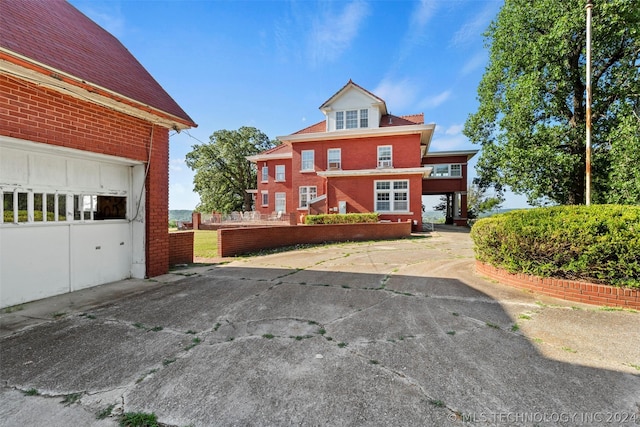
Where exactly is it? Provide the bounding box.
[185,127,277,213]
[467,184,504,219]
[464,0,640,205]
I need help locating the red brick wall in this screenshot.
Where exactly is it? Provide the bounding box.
[1,74,171,277]
[219,221,412,257]
[476,261,640,309]
[169,232,194,265]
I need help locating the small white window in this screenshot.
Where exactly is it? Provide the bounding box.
[275,192,286,212]
[299,186,317,209]
[360,109,368,128]
[275,165,285,182]
[336,111,344,130]
[261,191,269,207]
[450,164,462,177]
[261,166,268,182]
[346,110,358,129]
[301,150,314,171]
[327,149,341,170]
[377,146,392,168]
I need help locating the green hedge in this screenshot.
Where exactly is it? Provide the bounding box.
[470,205,640,288]
[305,213,379,225]
[3,210,64,222]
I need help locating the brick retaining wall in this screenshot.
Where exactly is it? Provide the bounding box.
[219,221,412,257]
[169,231,194,265]
[476,261,640,309]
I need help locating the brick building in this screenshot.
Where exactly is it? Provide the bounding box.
[0,0,196,308]
[248,80,476,229]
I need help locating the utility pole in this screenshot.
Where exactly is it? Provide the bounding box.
[585,0,593,205]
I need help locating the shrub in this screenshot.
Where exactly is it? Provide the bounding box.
[305,213,379,225]
[471,205,640,288]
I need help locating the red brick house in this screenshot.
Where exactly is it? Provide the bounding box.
[248,80,476,229]
[0,0,196,308]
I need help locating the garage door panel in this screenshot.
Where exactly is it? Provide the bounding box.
[0,147,28,184]
[0,227,70,307]
[70,223,132,291]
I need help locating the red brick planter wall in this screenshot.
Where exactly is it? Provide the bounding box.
[476,261,640,309]
[169,231,194,265]
[219,221,412,257]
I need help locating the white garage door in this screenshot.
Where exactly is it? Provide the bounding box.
[0,136,145,308]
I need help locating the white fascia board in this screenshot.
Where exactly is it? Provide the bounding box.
[424,149,479,160]
[317,166,433,178]
[246,152,293,162]
[278,124,436,144]
[0,54,193,130]
[309,194,327,204]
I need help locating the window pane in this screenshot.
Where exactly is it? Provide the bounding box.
[360,109,368,128]
[336,111,344,129]
[3,191,13,223]
[328,149,341,169]
[434,165,449,176]
[301,150,314,170]
[376,181,390,190]
[262,192,268,206]
[18,192,27,222]
[376,193,390,211]
[450,164,462,177]
[34,193,44,222]
[275,193,285,212]
[346,110,358,129]
[262,166,268,181]
[96,196,126,220]
[275,165,285,181]
[393,181,408,190]
[57,194,67,221]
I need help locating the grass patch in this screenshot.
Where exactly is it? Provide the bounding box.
[518,314,532,320]
[511,323,520,332]
[369,359,379,365]
[486,322,500,329]
[162,358,176,366]
[133,322,145,329]
[52,311,66,318]
[186,330,197,335]
[213,322,221,331]
[429,399,445,407]
[61,392,82,406]
[337,342,348,348]
[533,337,543,343]
[626,363,640,371]
[3,304,25,313]
[80,313,97,319]
[562,346,577,353]
[317,328,326,335]
[262,333,275,339]
[452,312,459,317]
[446,331,456,336]
[23,388,39,396]
[96,404,115,420]
[193,230,218,258]
[599,306,638,313]
[119,412,159,427]
[184,337,202,351]
[149,326,163,332]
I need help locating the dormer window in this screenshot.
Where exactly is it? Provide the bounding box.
[335,109,369,130]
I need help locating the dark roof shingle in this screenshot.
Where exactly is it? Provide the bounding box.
[0,0,194,126]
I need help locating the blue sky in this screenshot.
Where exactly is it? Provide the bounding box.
[69,0,529,211]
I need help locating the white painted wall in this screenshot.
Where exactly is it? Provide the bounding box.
[324,87,382,131]
[0,136,145,309]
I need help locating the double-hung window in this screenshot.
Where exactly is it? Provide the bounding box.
[345,110,358,129]
[360,109,368,127]
[261,166,268,182]
[275,165,285,182]
[301,150,314,171]
[299,186,317,209]
[327,148,341,170]
[261,191,269,207]
[336,111,344,130]
[377,146,392,168]
[427,164,462,177]
[375,180,409,212]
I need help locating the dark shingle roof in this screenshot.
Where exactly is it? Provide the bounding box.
[0,0,195,126]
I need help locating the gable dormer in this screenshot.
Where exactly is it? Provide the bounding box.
[319,80,388,132]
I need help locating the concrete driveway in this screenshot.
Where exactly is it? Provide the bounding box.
[1,226,639,426]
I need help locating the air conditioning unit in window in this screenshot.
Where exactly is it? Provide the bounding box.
[328,162,341,170]
[378,160,392,168]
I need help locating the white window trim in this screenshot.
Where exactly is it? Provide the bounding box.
[327,148,341,170]
[374,179,410,213]
[275,165,286,182]
[275,192,286,213]
[425,164,463,178]
[301,150,315,172]
[261,165,268,183]
[298,186,317,209]
[377,145,393,168]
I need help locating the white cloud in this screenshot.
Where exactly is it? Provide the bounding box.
[445,124,464,135]
[373,78,418,113]
[395,0,438,64]
[169,158,185,173]
[429,134,467,151]
[460,51,487,76]
[307,1,370,66]
[419,90,451,109]
[412,0,438,28]
[450,2,499,48]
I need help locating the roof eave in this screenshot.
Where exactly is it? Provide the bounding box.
[278,124,436,144]
[0,50,196,130]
